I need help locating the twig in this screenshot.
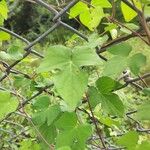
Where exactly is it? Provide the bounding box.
[86,94,107,150]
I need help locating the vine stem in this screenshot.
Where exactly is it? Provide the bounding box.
[86,94,107,150]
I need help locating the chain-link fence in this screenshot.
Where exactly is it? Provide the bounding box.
[0,0,150,149]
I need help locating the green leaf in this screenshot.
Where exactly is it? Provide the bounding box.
[88,86,101,108]
[69,2,105,30]
[88,6,104,31]
[142,88,150,96]
[56,130,74,149]
[104,23,117,32]
[0,91,19,120]
[0,0,8,19]
[117,131,139,149]
[129,53,146,75]
[20,140,40,150]
[72,46,101,67]
[98,114,120,127]
[57,146,71,150]
[136,141,150,150]
[37,45,71,73]
[103,56,127,78]
[56,124,92,150]
[39,123,57,144]
[100,93,125,117]
[107,42,132,57]
[37,44,102,110]
[69,2,88,19]
[7,45,23,60]
[73,124,92,149]
[96,76,122,94]
[79,8,91,29]
[0,31,10,41]
[46,105,61,126]
[32,111,47,126]
[32,104,61,126]
[89,87,124,117]
[37,45,101,73]
[0,15,4,25]
[91,0,112,8]
[32,95,50,110]
[55,112,77,130]
[86,34,108,49]
[53,65,88,110]
[121,2,137,22]
[136,102,150,120]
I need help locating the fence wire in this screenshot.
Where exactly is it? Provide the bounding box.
[0,0,150,148]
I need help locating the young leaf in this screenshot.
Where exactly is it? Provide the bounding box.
[121,0,141,22]
[88,6,104,31]
[0,0,8,19]
[0,31,10,41]
[79,8,91,29]
[91,0,112,8]
[121,2,137,22]
[69,2,88,19]
[69,1,105,30]
[53,65,88,110]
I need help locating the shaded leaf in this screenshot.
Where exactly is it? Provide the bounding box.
[96,76,122,94]
[129,53,146,75]
[55,112,77,130]
[107,42,132,57]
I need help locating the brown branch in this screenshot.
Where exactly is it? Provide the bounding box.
[86,94,107,150]
[127,73,150,83]
[108,17,150,45]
